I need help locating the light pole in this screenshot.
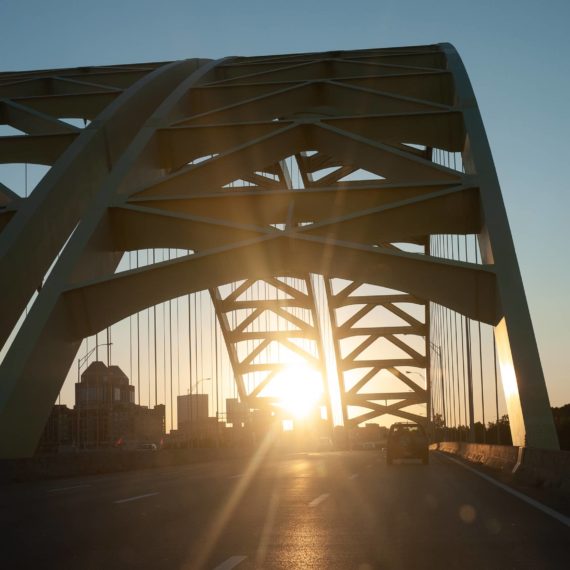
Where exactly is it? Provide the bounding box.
[404,369,429,426]
[76,342,113,449]
[187,377,211,394]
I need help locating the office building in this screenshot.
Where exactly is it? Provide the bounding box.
[74,361,164,449]
[177,393,209,431]
[226,398,248,427]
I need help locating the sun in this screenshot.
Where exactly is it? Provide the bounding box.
[272,362,324,420]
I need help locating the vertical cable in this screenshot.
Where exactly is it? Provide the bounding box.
[169,296,173,433]
[129,253,133,384]
[162,297,166,418]
[188,287,193,433]
[452,236,463,438]
[153,250,158,409]
[454,235,465,437]
[199,291,203,393]
[475,237,486,441]
[214,302,219,420]
[176,297,180,429]
[136,252,141,405]
[193,292,198,398]
[145,264,150,407]
[448,236,454,433]
[493,331,501,444]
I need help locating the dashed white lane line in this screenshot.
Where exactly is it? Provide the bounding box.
[349,473,359,480]
[438,452,570,528]
[47,484,91,493]
[213,555,247,569]
[309,493,330,507]
[114,492,159,504]
[229,474,243,479]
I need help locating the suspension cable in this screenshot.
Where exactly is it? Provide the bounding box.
[475,238,486,441]
[494,331,501,444]
[153,249,158,408]
[169,252,173,433]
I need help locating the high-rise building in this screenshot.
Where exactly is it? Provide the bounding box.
[177,393,208,432]
[37,405,75,453]
[73,361,164,449]
[75,361,134,409]
[226,398,248,427]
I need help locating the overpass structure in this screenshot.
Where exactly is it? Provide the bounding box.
[0,44,559,457]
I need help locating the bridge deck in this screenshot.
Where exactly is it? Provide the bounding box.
[1,450,567,569]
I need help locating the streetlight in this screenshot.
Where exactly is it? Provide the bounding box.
[405,369,426,386]
[77,341,113,382]
[187,377,211,394]
[404,369,429,425]
[76,341,113,449]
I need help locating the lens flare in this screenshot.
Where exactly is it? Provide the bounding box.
[273,362,323,419]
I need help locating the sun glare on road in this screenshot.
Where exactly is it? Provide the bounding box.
[273,362,323,420]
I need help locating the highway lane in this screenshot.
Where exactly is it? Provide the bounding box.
[0,450,568,569]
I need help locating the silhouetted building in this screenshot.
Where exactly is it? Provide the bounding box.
[226,398,248,427]
[37,405,75,453]
[75,361,134,409]
[133,405,165,444]
[351,422,388,449]
[177,393,209,431]
[74,361,164,448]
[175,394,226,443]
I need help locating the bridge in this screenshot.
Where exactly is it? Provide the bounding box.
[0,44,567,568]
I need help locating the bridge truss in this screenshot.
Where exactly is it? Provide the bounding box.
[0,45,558,457]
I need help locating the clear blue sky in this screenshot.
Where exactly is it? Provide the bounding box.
[1,0,569,406]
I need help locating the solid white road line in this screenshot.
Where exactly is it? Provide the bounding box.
[47,484,91,493]
[309,493,330,507]
[114,492,159,504]
[438,452,570,528]
[213,555,247,569]
[349,473,359,480]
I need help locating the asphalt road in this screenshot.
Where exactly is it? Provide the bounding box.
[0,450,568,569]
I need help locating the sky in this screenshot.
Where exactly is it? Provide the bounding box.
[1,0,569,413]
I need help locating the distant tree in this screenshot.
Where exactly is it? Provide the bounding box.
[552,404,570,450]
[473,421,486,443]
[485,415,512,446]
[434,404,570,449]
[432,413,445,441]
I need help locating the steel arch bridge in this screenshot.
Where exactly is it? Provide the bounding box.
[0,44,558,457]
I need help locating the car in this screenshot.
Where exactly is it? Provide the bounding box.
[386,422,429,465]
[317,436,334,451]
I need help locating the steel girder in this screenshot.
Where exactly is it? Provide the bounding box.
[210,275,332,424]
[292,144,431,429]
[0,44,558,457]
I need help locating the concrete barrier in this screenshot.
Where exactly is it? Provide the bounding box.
[516,447,570,494]
[432,441,520,473]
[432,441,570,496]
[0,447,252,483]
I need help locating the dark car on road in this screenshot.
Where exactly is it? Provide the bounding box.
[386,422,429,465]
